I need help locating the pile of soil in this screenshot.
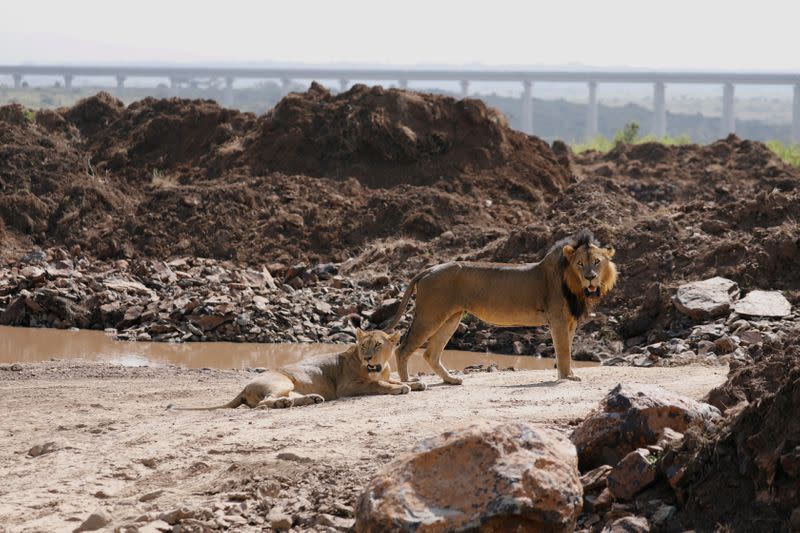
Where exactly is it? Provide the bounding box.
[667,329,800,531]
[244,82,570,190]
[0,89,569,266]
[0,89,798,352]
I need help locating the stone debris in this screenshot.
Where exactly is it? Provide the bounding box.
[673,277,739,320]
[73,509,112,532]
[571,383,721,470]
[733,289,791,318]
[607,448,658,501]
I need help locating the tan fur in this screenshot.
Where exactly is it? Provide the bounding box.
[386,230,617,383]
[168,330,426,410]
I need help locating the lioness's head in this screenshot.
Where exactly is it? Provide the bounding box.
[354,328,401,377]
[561,229,617,300]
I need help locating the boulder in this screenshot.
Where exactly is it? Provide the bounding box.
[571,383,721,470]
[733,290,791,318]
[673,277,739,320]
[356,422,582,533]
[606,449,658,501]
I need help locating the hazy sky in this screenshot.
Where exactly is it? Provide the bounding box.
[2,0,799,70]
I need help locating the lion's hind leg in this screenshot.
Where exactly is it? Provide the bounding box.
[423,312,463,385]
[252,372,296,409]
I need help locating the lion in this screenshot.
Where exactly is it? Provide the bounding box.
[168,329,426,410]
[385,229,617,384]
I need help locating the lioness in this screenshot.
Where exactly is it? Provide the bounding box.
[169,329,426,410]
[385,229,617,383]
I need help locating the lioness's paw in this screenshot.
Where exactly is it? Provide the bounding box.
[558,375,582,382]
[409,381,427,391]
[398,384,411,394]
[443,375,463,385]
[308,394,325,404]
[405,375,421,383]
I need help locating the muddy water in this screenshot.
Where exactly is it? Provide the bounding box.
[0,326,598,373]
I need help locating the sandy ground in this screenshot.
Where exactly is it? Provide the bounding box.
[0,360,728,532]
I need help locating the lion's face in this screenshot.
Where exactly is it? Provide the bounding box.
[563,242,617,299]
[354,329,401,377]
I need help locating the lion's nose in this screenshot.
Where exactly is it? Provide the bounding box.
[586,273,596,281]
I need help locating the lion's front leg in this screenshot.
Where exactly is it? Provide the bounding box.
[340,380,411,397]
[551,319,580,381]
[386,377,427,391]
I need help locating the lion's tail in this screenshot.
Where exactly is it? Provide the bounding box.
[166,391,246,411]
[383,270,427,332]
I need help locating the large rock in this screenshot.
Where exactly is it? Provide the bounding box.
[733,290,791,318]
[673,277,739,320]
[606,449,658,501]
[356,422,582,533]
[571,384,721,471]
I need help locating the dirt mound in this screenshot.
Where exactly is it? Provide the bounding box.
[242,82,571,190]
[672,332,800,531]
[1,92,799,355]
[67,93,257,180]
[0,103,126,245]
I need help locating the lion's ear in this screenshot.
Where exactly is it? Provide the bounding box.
[389,331,401,344]
[355,328,364,340]
[562,245,575,259]
[604,246,615,258]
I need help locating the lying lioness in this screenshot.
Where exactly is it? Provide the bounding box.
[385,229,617,383]
[169,329,425,410]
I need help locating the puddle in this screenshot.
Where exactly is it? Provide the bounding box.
[0,325,598,373]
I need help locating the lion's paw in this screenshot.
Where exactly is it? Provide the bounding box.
[308,394,325,404]
[409,381,427,392]
[398,384,411,394]
[559,375,582,382]
[443,375,463,385]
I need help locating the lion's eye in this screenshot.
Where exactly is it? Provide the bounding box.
[375,342,383,348]
[594,258,601,265]
[577,261,584,267]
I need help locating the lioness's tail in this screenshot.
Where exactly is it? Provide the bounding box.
[383,270,428,331]
[166,391,246,411]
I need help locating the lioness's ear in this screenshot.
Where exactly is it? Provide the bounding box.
[389,331,401,344]
[604,246,615,258]
[355,328,364,340]
[562,245,575,259]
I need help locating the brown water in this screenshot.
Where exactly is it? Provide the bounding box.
[0,325,598,373]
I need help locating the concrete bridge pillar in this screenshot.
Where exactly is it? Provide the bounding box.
[64,75,73,90]
[585,81,598,140]
[521,80,533,135]
[223,77,235,107]
[653,81,666,137]
[339,79,348,93]
[398,79,408,89]
[115,75,126,97]
[721,82,735,136]
[460,80,470,99]
[792,84,800,143]
[12,74,22,89]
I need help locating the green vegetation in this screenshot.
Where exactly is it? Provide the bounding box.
[569,123,800,170]
[23,108,35,123]
[766,140,800,168]
[571,122,692,153]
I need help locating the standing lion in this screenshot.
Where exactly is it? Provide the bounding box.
[385,229,617,383]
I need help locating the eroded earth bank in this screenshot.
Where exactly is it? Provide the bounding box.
[0,86,799,531]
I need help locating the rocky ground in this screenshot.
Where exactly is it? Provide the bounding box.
[1,86,799,531]
[0,360,726,533]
